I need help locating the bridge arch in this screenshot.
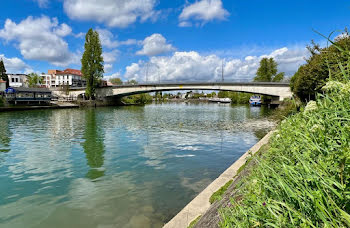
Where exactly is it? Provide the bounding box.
[52,82,292,102]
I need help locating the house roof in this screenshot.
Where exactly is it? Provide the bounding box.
[55,68,83,76]
[0,80,6,83]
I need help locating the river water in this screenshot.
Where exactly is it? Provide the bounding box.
[0,103,274,228]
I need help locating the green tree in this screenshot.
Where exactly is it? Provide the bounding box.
[290,34,350,101]
[127,79,138,85]
[81,28,104,99]
[254,58,284,82]
[109,77,123,85]
[0,59,9,88]
[26,73,43,88]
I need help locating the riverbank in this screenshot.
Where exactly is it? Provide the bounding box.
[0,102,79,112]
[171,80,350,227]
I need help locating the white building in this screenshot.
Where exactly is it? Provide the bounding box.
[8,74,28,87]
[43,69,86,88]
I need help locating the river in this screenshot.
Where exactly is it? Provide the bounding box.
[0,103,274,228]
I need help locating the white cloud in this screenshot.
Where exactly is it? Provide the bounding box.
[0,16,78,67]
[0,54,33,74]
[136,34,175,56]
[96,28,139,49]
[179,0,229,27]
[96,28,119,49]
[104,63,113,73]
[33,0,49,8]
[124,47,308,82]
[103,50,119,63]
[103,71,121,81]
[64,0,159,28]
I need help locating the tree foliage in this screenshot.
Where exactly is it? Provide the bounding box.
[109,77,123,85]
[0,59,9,88]
[254,58,284,82]
[81,28,104,99]
[126,79,138,85]
[290,35,350,101]
[26,73,43,88]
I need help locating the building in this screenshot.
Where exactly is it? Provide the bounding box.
[8,74,28,87]
[4,87,51,105]
[44,69,86,88]
[0,80,6,92]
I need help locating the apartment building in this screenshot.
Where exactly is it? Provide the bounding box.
[42,69,86,88]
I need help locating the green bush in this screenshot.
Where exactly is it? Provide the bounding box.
[122,93,153,105]
[290,35,350,101]
[220,80,350,227]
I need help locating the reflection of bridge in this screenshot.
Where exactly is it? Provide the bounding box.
[52,82,292,102]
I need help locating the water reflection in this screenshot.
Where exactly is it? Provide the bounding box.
[82,109,105,180]
[0,114,11,152]
[0,103,275,228]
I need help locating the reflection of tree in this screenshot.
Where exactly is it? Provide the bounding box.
[83,109,105,180]
[0,115,11,152]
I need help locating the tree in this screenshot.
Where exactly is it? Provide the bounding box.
[81,28,104,99]
[254,57,284,82]
[26,73,43,88]
[290,34,350,101]
[127,79,138,85]
[109,78,123,85]
[0,59,9,88]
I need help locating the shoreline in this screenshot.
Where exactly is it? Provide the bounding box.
[0,103,79,112]
[163,130,275,228]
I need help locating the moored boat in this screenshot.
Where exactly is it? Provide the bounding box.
[249,95,262,106]
[208,98,231,103]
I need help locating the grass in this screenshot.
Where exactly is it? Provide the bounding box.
[219,81,350,227]
[209,180,233,204]
[187,215,201,228]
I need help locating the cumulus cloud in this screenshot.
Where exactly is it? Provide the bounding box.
[0,54,33,73]
[0,16,78,67]
[136,33,175,56]
[179,0,229,27]
[124,47,308,82]
[64,0,159,28]
[103,50,119,63]
[96,28,139,49]
[104,71,122,81]
[96,28,119,49]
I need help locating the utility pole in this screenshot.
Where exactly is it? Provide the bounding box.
[221,60,224,82]
[146,62,149,83]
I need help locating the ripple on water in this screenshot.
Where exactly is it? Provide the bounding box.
[0,103,274,228]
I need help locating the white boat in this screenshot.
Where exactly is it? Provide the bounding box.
[249,95,262,106]
[208,98,231,103]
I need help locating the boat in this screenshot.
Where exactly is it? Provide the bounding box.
[249,95,262,106]
[208,98,231,103]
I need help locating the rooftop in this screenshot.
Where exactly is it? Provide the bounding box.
[53,68,83,76]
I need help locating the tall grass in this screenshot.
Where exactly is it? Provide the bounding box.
[220,38,350,227]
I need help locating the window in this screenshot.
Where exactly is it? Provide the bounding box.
[11,78,14,82]
[15,78,19,82]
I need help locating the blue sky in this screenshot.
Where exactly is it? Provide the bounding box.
[0,0,349,82]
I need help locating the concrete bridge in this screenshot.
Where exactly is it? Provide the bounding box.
[52,82,292,102]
